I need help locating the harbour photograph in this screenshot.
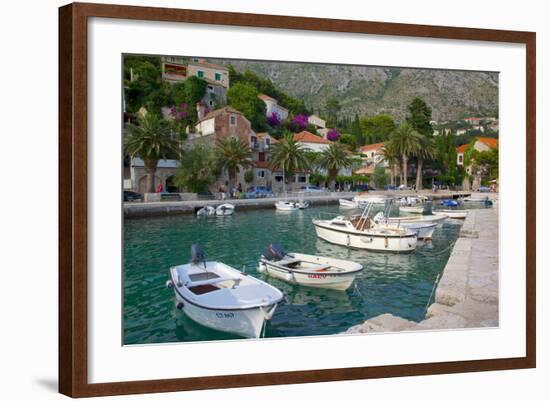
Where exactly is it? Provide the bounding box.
[122,54,499,344]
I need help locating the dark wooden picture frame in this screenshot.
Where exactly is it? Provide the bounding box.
[59,2,536,397]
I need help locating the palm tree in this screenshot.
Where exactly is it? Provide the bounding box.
[216,137,253,189]
[413,136,436,190]
[270,133,310,193]
[318,143,352,191]
[124,112,181,193]
[380,142,400,187]
[389,123,422,188]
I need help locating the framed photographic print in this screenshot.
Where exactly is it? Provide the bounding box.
[59,2,536,397]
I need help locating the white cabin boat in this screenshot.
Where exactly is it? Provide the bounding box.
[258,244,363,291]
[196,206,215,217]
[339,199,359,209]
[216,204,235,216]
[353,194,389,206]
[275,201,300,211]
[297,200,309,209]
[312,204,418,252]
[384,213,448,225]
[433,210,468,220]
[373,212,437,239]
[399,205,425,214]
[167,245,283,338]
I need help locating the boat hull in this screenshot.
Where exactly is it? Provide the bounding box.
[173,290,275,338]
[433,210,467,219]
[313,221,417,252]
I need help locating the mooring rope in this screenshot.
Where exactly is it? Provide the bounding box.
[424,272,442,315]
[416,239,458,257]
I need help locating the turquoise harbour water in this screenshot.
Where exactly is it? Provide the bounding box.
[124,204,474,345]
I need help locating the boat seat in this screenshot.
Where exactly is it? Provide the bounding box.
[187,277,241,289]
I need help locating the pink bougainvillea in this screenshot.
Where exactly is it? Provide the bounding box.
[292,114,309,130]
[326,128,340,141]
[267,111,281,127]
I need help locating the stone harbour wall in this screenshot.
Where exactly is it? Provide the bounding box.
[344,197,499,334]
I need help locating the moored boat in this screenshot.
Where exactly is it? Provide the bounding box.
[275,201,300,211]
[353,194,389,206]
[258,244,364,291]
[297,200,309,209]
[433,209,468,219]
[196,206,215,217]
[215,203,235,216]
[373,212,437,239]
[167,244,283,338]
[312,204,418,252]
[399,205,424,214]
[339,199,359,209]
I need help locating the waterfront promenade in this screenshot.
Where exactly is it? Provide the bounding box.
[344,196,499,333]
[124,190,473,218]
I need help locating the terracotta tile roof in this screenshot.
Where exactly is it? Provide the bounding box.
[199,106,243,122]
[456,144,469,153]
[254,160,272,169]
[294,131,331,144]
[258,93,277,102]
[188,60,228,71]
[478,137,499,148]
[359,142,385,153]
[256,133,279,143]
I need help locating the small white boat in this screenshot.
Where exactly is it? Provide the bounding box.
[399,205,425,214]
[275,201,300,211]
[312,204,417,252]
[258,244,364,291]
[167,245,283,338]
[216,203,235,216]
[297,200,309,209]
[384,213,448,225]
[433,210,468,220]
[353,194,389,206]
[196,206,215,217]
[339,199,359,209]
[373,212,437,239]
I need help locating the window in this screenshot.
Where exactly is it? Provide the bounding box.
[208,100,214,107]
[298,175,307,183]
[257,170,266,178]
[197,70,204,78]
[274,174,283,182]
[215,72,221,81]
[230,115,237,126]
[458,155,463,163]
[258,152,266,162]
[266,138,271,145]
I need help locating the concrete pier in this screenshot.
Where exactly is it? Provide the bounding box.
[124,190,473,219]
[344,195,499,334]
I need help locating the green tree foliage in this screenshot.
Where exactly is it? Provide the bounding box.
[380,141,400,187]
[339,133,358,151]
[389,122,422,187]
[170,76,208,124]
[373,165,389,188]
[124,112,181,193]
[227,82,267,131]
[270,133,310,186]
[324,98,341,126]
[360,114,396,145]
[244,170,254,184]
[123,56,171,115]
[175,144,218,193]
[318,143,352,190]
[228,65,309,115]
[434,133,459,180]
[216,137,253,188]
[413,135,436,190]
[406,97,434,137]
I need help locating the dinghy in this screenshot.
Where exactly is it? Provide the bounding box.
[297,200,309,209]
[196,206,215,217]
[433,209,468,219]
[167,244,283,338]
[258,244,364,291]
[312,204,417,252]
[353,194,389,206]
[215,203,235,216]
[275,201,300,211]
[339,199,359,209]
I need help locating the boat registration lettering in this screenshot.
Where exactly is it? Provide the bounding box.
[308,274,327,279]
[215,312,235,319]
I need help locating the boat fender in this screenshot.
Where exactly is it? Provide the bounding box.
[257,262,267,273]
[385,237,389,248]
[285,271,294,282]
[165,280,174,289]
[176,302,184,310]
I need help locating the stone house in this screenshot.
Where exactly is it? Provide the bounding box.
[308,114,327,130]
[258,93,289,121]
[359,142,386,167]
[187,60,229,89]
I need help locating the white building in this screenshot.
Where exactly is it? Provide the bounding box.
[258,93,289,121]
[308,114,327,130]
[359,142,386,166]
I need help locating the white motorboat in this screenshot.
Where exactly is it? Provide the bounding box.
[353,194,389,206]
[399,205,425,214]
[297,200,309,209]
[258,244,364,291]
[339,199,359,209]
[215,203,235,216]
[275,201,300,211]
[384,213,448,225]
[167,245,283,338]
[196,206,215,217]
[373,212,437,239]
[312,204,418,252]
[433,209,468,220]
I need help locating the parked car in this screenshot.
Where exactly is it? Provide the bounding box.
[123,190,143,202]
[478,186,491,192]
[384,185,397,190]
[299,185,325,193]
[354,184,376,192]
[246,186,274,198]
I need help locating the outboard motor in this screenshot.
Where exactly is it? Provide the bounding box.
[423,201,433,215]
[191,243,206,265]
[263,243,286,261]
